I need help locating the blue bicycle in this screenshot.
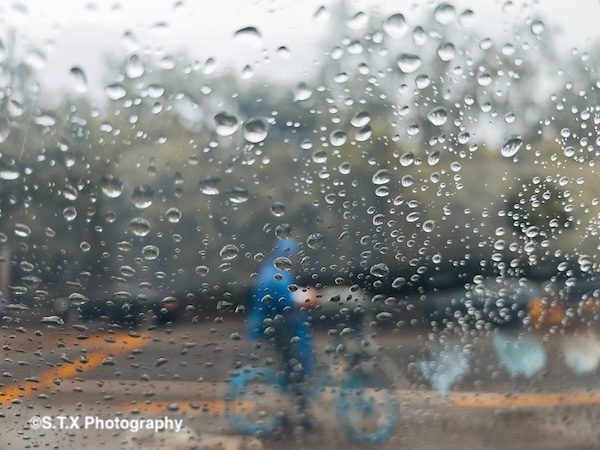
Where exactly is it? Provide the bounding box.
[227,337,399,445]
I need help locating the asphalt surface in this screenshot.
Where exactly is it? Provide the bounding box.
[1,313,600,449]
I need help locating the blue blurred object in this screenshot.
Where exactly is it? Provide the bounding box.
[246,238,315,375]
[493,331,546,378]
[418,343,470,396]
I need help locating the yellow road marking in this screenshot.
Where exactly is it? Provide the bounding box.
[0,332,149,405]
[122,400,257,415]
[450,391,600,409]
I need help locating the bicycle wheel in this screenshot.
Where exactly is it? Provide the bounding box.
[227,365,288,436]
[336,373,399,445]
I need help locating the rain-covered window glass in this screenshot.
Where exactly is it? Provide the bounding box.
[1,0,600,448]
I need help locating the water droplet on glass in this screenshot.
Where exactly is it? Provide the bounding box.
[0,162,19,180]
[128,218,151,237]
[15,224,31,238]
[458,9,475,28]
[330,130,347,146]
[423,220,435,232]
[273,256,292,271]
[105,83,127,100]
[427,106,448,126]
[370,263,389,277]
[458,132,470,144]
[346,11,368,30]
[372,169,391,185]
[63,206,77,221]
[500,135,523,158]
[355,126,372,142]
[271,203,285,217]
[220,244,239,260]
[406,212,421,223]
[25,48,47,70]
[101,175,123,198]
[434,2,456,25]
[120,265,136,277]
[350,111,371,128]
[397,54,422,73]
[199,176,221,195]
[131,185,154,209]
[142,245,160,260]
[383,13,407,38]
[294,82,312,101]
[234,26,262,47]
[312,149,327,164]
[477,72,492,87]
[339,162,351,174]
[531,19,545,35]
[214,112,239,136]
[195,265,209,276]
[69,67,88,93]
[275,223,292,239]
[314,5,330,24]
[306,233,324,249]
[165,208,182,223]
[227,187,249,204]
[243,118,269,143]
[415,74,431,89]
[437,43,456,61]
[125,54,144,78]
[412,26,427,46]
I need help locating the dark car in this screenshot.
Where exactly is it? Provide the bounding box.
[78,281,180,326]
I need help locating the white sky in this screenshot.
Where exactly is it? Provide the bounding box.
[2,0,600,104]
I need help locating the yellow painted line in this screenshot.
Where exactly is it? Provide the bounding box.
[121,400,256,415]
[451,391,600,410]
[0,332,149,405]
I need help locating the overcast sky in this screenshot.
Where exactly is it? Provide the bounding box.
[2,0,599,104]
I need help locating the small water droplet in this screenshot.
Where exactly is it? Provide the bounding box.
[406,212,421,223]
[330,130,347,146]
[458,9,475,28]
[243,118,269,143]
[477,72,492,87]
[339,162,351,175]
[234,26,262,47]
[427,106,448,126]
[397,54,422,73]
[128,218,151,237]
[500,135,523,158]
[63,206,77,221]
[294,82,312,101]
[275,223,292,239]
[437,43,456,62]
[314,5,330,24]
[383,13,407,38]
[271,202,285,217]
[14,224,31,238]
[214,112,239,136]
[415,74,431,89]
[423,220,435,232]
[120,265,136,277]
[195,265,209,276]
[531,19,545,35]
[355,126,372,141]
[131,185,154,209]
[350,111,371,128]
[227,187,249,204]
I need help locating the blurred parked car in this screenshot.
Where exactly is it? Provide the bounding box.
[424,278,544,329]
[78,282,180,326]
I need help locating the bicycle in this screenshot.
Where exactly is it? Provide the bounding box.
[226,329,400,445]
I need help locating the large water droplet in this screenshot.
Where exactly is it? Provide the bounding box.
[131,185,154,209]
[105,83,127,100]
[427,106,448,126]
[372,169,391,185]
[199,176,221,195]
[330,130,347,146]
[437,43,456,62]
[314,5,330,24]
[434,2,456,25]
[383,13,407,38]
[227,187,249,204]
[423,220,435,232]
[0,162,19,180]
[477,72,492,87]
[15,224,31,238]
[220,244,239,260]
[63,206,77,221]
[243,118,269,143]
[355,126,372,142]
[126,54,145,79]
[306,233,324,249]
[101,175,123,198]
[294,82,312,101]
[501,135,523,158]
[234,26,262,47]
[531,19,545,35]
[69,67,88,93]
[128,218,151,237]
[214,112,239,136]
[271,203,285,217]
[195,265,209,276]
[350,111,371,128]
[397,54,422,73]
[275,223,292,239]
[370,263,389,277]
[142,245,160,260]
[165,207,182,223]
[273,256,292,271]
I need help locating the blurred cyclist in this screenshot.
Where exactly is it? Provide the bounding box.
[247,238,315,425]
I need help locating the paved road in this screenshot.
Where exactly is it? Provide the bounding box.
[1,315,600,449]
